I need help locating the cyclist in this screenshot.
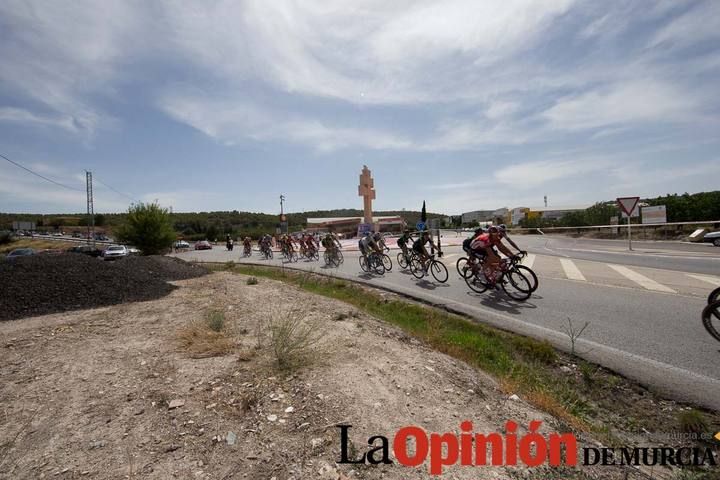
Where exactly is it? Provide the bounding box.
[305,233,317,257]
[469,226,515,285]
[412,230,439,273]
[359,232,382,265]
[397,230,413,261]
[497,224,526,256]
[322,232,341,253]
[243,236,252,254]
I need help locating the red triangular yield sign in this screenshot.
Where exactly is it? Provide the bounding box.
[617,197,640,216]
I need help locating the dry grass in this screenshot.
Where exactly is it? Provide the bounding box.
[177,310,235,358]
[0,237,76,254]
[264,307,327,371]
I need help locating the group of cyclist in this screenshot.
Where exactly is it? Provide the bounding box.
[234,224,527,287]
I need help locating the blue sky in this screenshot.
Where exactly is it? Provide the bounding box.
[1,0,718,215]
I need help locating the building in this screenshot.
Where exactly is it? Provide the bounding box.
[306,216,405,237]
[511,205,590,225]
[461,208,509,225]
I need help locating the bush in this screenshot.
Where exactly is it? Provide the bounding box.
[265,308,325,371]
[116,202,176,255]
[0,231,14,245]
[246,277,258,285]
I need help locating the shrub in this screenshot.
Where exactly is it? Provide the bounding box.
[0,231,14,245]
[677,409,708,434]
[116,202,176,255]
[246,277,258,285]
[266,308,325,371]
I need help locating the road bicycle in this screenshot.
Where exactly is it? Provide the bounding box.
[242,244,252,258]
[282,245,298,263]
[702,286,720,342]
[323,248,344,267]
[464,254,533,301]
[260,244,273,260]
[409,253,448,283]
[381,245,393,271]
[359,251,386,275]
[397,248,414,270]
[458,251,538,293]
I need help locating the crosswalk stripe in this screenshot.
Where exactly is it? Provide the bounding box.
[607,265,676,293]
[560,258,586,281]
[686,274,720,287]
[522,253,536,269]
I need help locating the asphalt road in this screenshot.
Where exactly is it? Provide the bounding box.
[173,238,720,410]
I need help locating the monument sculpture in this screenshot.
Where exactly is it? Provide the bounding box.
[358,165,376,234]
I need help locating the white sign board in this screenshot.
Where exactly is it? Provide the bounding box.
[641,205,666,224]
[620,205,640,218]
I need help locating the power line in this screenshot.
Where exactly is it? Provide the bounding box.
[0,152,84,191]
[93,176,139,203]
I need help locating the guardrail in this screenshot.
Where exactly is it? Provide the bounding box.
[506,220,720,240]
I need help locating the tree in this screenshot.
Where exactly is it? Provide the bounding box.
[116,202,176,255]
[94,214,106,227]
[421,201,427,223]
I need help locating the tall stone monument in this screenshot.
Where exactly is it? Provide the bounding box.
[358,165,376,232]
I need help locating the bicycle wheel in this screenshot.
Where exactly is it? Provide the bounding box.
[290,251,298,263]
[702,300,720,342]
[397,252,409,269]
[514,265,538,292]
[336,250,344,265]
[502,270,532,301]
[371,255,386,275]
[324,251,331,266]
[430,260,449,283]
[708,286,720,305]
[382,254,393,271]
[456,257,469,278]
[410,258,425,279]
[465,271,488,293]
[359,256,369,272]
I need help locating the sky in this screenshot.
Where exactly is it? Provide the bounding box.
[0,0,718,215]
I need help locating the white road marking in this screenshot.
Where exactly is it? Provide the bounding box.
[607,265,676,293]
[560,258,586,281]
[686,274,720,287]
[521,253,536,269]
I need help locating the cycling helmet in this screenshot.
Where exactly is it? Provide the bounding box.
[487,226,500,234]
[498,224,507,232]
[373,232,382,241]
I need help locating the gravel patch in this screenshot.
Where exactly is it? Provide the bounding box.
[0,254,208,321]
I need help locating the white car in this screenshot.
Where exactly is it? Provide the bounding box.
[174,240,190,249]
[102,245,128,260]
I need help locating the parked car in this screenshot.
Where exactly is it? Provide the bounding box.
[704,231,720,247]
[174,240,190,249]
[67,245,103,257]
[102,245,128,260]
[194,240,212,250]
[127,247,140,255]
[6,248,35,258]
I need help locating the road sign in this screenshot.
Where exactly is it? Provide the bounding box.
[357,223,373,237]
[616,197,639,251]
[641,205,666,224]
[416,221,426,231]
[617,197,640,217]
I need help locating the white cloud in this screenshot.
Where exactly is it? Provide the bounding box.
[494,158,614,188]
[648,2,720,50]
[0,107,84,133]
[542,81,698,131]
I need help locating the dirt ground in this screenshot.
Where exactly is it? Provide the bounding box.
[0,271,665,479]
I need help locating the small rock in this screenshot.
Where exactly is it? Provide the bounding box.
[424,366,435,372]
[168,399,185,410]
[267,414,278,422]
[284,406,294,413]
[509,394,520,402]
[560,366,572,373]
[205,403,217,409]
[226,431,237,445]
[89,440,106,449]
[311,438,324,449]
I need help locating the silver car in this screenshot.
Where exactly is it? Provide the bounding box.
[102,245,128,260]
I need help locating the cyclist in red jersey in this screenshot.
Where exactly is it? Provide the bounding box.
[469,226,515,285]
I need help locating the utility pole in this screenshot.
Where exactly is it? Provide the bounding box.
[86,171,95,247]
